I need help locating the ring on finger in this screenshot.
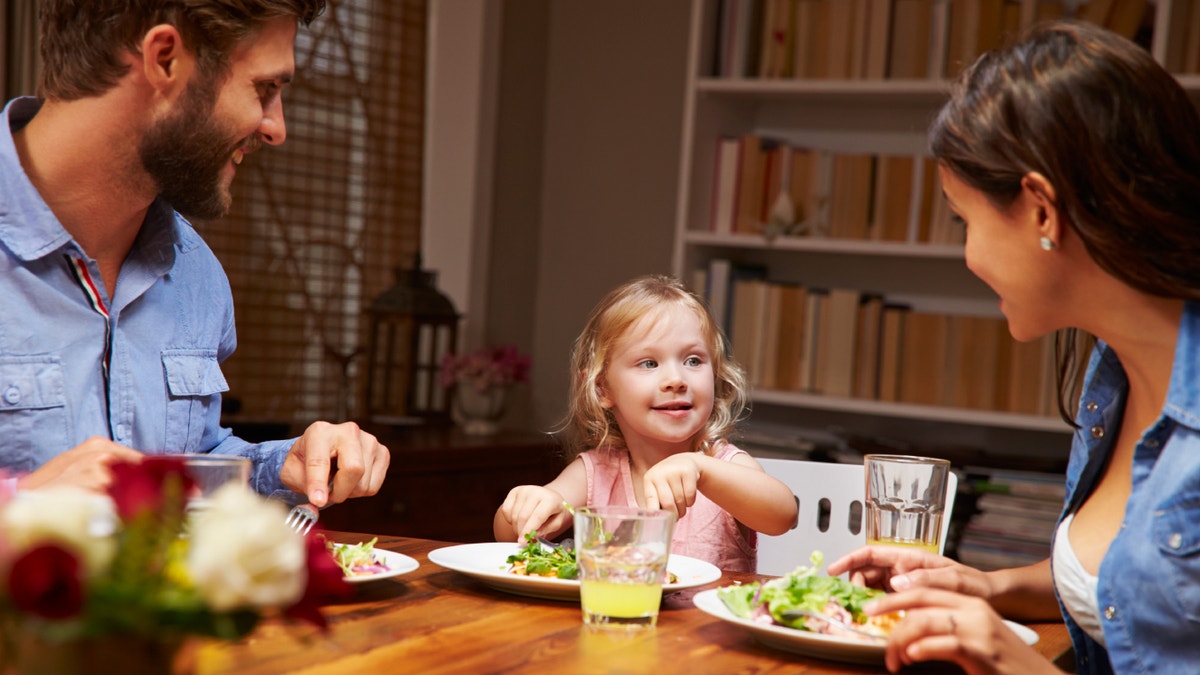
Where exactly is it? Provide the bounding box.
[948,613,957,635]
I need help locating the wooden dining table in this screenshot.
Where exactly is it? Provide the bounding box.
[188,533,1074,674]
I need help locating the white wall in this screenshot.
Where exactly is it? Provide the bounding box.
[422,0,502,352]
[426,1,692,432]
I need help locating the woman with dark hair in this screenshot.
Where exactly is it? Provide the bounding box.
[828,20,1200,674]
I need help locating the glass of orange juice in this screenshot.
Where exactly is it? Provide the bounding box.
[864,454,950,553]
[574,506,675,631]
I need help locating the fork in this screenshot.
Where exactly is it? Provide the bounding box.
[779,608,887,643]
[284,503,320,536]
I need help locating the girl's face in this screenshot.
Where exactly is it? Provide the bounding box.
[942,166,1065,342]
[599,303,716,454]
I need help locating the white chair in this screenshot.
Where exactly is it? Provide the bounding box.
[755,458,957,576]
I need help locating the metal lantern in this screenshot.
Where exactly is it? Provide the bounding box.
[363,256,459,424]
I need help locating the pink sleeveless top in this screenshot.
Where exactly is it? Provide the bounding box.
[579,443,757,572]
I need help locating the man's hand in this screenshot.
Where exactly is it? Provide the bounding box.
[280,421,390,507]
[17,437,144,493]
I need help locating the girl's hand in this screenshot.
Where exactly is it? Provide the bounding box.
[827,545,997,599]
[643,454,700,519]
[496,485,570,542]
[866,588,1062,675]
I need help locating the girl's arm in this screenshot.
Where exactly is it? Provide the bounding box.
[493,458,589,542]
[694,453,798,535]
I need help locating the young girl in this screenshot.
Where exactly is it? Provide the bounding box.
[493,274,797,572]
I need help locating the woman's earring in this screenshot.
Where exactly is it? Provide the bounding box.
[1040,236,1056,251]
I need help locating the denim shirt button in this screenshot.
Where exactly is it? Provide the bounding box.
[1104,605,1116,620]
[1090,425,1105,439]
[2,386,20,406]
[1086,401,1098,413]
[1170,532,1183,549]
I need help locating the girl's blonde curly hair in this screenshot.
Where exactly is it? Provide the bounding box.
[555,274,748,457]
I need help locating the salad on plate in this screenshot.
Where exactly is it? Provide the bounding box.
[506,531,578,579]
[328,537,392,577]
[717,551,900,641]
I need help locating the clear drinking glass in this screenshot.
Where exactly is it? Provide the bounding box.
[574,506,675,631]
[864,454,950,552]
[170,454,252,513]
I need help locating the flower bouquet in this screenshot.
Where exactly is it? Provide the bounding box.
[0,456,350,672]
[438,344,532,394]
[439,345,532,435]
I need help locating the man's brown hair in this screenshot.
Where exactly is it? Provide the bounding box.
[37,0,326,100]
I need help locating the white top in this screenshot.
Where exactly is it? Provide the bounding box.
[1052,513,1106,646]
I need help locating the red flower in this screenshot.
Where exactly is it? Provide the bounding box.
[284,531,353,629]
[108,456,193,521]
[8,544,84,620]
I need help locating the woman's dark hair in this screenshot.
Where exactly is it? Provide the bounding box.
[930,19,1200,424]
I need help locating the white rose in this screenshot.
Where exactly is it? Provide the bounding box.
[1,487,117,578]
[186,484,307,611]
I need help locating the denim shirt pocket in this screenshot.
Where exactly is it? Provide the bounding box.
[161,350,228,453]
[0,356,69,471]
[1154,501,1200,624]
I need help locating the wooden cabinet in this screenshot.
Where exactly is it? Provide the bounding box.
[318,425,564,542]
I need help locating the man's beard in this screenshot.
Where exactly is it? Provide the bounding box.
[139,78,244,222]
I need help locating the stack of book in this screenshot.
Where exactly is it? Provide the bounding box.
[956,467,1066,571]
[712,0,1151,81]
[693,260,1063,417]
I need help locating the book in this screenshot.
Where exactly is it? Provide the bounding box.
[759,282,784,388]
[735,134,767,234]
[710,136,742,234]
[791,0,823,78]
[799,288,828,391]
[974,492,1065,518]
[853,293,885,399]
[861,0,893,79]
[1005,334,1050,415]
[815,287,861,397]
[1104,0,1149,42]
[706,258,733,338]
[877,303,909,402]
[869,155,916,242]
[775,283,809,391]
[898,310,949,406]
[927,0,951,79]
[949,314,1003,410]
[731,277,770,386]
[847,0,871,80]
[888,0,934,79]
[757,0,794,78]
[828,153,873,239]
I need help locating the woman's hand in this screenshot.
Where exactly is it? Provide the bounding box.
[866,587,1062,675]
[827,545,998,599]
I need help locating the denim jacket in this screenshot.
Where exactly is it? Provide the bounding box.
[0,97,296,499]
[1056,301,1200,674]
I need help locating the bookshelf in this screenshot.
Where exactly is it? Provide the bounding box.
[672,0,1200,455]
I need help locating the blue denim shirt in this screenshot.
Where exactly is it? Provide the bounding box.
[1058,301,1200,674]
[0,97,297,499]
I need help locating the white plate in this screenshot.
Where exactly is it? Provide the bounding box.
[693,589,1038,665]
[427,541,722,601]
[338,547,420,583]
